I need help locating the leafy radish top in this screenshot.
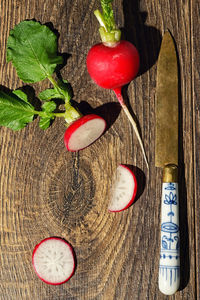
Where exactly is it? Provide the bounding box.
[0,21,82,131]
[94,0,121,45]
[7,21,62,83]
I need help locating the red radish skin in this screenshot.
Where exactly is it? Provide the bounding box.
[87,43,148,166]
[108,165,137,212]
[64,114,106,151]
[86,41,139,90]
[86,1,149,167]
[32,237,75,285]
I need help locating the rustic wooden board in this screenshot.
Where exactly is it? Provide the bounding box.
[0,0,199,299]
[192,1,200,300]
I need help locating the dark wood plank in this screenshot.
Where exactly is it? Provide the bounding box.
[0,0,198,299]
[191,1,200,300]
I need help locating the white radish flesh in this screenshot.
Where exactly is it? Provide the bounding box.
[32,237,75,285]
[65,115,106,151]
[108,165,137,212]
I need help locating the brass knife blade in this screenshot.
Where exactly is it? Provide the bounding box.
[155,31,178,167]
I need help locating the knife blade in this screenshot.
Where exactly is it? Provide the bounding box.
[155,31,180,295]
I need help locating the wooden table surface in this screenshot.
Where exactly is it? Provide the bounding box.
[0,1,199,299]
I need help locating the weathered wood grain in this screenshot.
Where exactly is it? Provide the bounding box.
[0,0,198,299]
[191,1,200,300]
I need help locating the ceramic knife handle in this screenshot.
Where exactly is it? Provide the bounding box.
[159,165,180,295]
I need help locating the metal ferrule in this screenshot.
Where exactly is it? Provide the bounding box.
[163,164,178,183]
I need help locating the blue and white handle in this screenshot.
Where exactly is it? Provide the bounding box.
[159,165,180,295]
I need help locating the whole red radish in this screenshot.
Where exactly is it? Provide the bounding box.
[32,237,75,285]
[87,40,139,91]
[108,164,137,212]
[86,0,148,167]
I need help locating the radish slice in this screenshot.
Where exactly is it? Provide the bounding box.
[64,114,106,151]
[32,237,75,285]
[108,165,137,212]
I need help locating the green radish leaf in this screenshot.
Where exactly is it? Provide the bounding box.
[101,0,113,3]
[0,91,35,130]
[39,117,52,130]
[12,89,29,103]
[7,20,63,83]
[39,101,56,130]
[57,79,71,101]
[42,101,57,113]
[39,79,71,101]
[39,88,63,101]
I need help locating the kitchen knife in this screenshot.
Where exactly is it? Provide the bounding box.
[155,31,180,295]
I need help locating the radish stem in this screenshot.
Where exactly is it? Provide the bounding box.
[33,107,81,124]
[113,88,149,168]
[48,75,71,102]
[47,75,82,124]
[94,10,108,31]
[33,73,82,125]
[64,103,82,124]
[94,5,121,44]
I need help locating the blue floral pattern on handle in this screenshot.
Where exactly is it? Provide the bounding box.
[159,182,180,293]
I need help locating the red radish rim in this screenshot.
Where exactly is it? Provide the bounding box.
[108,164,138,212]
[64,114,106,151]
[32,237,76,285]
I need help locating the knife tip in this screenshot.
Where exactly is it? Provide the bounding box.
[163,29,175,43]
